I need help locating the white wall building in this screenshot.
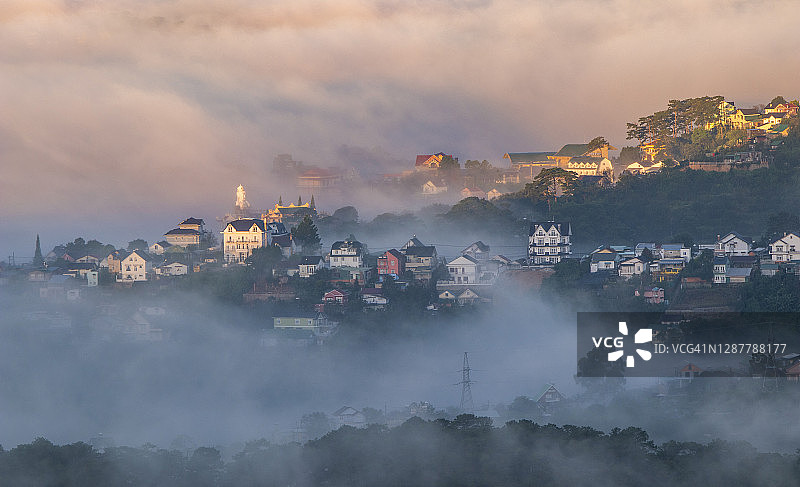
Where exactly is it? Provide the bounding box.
[447,255,480,284]
[117,250,152,282]
[528,221,572,265]
[715,232,753,256]
[770,233,800,262]
[330,238,364,268]
[222,218,267,264]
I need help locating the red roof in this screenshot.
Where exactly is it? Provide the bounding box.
[415,155,431,166]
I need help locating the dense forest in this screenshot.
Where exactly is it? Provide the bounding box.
[2,417,797,486]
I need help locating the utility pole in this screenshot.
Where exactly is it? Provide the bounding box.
[457,352,475,413]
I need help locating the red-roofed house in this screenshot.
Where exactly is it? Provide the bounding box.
[323,289,350,304]
[415,152,457,171]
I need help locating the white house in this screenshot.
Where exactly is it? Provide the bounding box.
[618,257,645,278]
[222,218,267,264]
[330,237,364,268]
[713,255,729,284]
[660,244,691,263]
[447,255,480,284]
[715,232,753,256]
[164,228,201,247]
[117,250,152,282]
[149,240,173,255]
[332,406,366,428]
[590,248,619,273]
[299,256,323,277]
[529,221,572,265]
[770,233,800,262]
[158,262,188,277]
[461,241,490,262]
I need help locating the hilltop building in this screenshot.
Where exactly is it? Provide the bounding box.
[263,196,317,228]
[415,152,457,171]
[221,218,268,264]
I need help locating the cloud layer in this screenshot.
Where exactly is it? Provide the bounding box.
[2,0,800,253]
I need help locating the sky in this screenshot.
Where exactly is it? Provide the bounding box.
[2,0,800,258]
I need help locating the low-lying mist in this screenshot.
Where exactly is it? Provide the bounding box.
[2,280,799,455]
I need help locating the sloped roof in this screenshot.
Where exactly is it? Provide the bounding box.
[403,236,426,248]
[333,406,361,416]
[164,228,200,236]
[536,383,564,403]
[739,108,761,115]
[504,152,555,164]
[180,217,204,225]
[226,219,266,232]
[529,221,571,236]
[726,267,752,277]
[267,222,289,235]
[273,234,293,247]
[415,152,453,167]
[301,256,323,265]
[126,249,153,262]
[331,239,363,250]
[382,248,405,260]
[448,254,479,266]
[554,144,590,157]
[402,245,436,257]
[721,232,753,244]
[591,251,617,263]
[463,241,490,253]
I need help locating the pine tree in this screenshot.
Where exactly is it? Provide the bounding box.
[310,194,315,208]
[33,235,43,268]
[291,215,321,255]
[278,195,283,206]
[297,195,303,206]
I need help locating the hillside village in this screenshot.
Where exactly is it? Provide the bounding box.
[4,93,800,445]
[4,95,800,344]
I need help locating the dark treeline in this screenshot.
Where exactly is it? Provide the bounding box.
[508,165,800,245]
[2,417,797,487]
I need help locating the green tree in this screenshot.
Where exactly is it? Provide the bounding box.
[587,136,609,152]
[127,239,148,252]
[332,206,359,223]
[33,235,43,268]
[438,155,460,171]
[770,95,787,106]
[618,146,642,165]
[524,168,578,213]
[291,215,321,255]
[765,211,800,242]
[245,245,283,280]
[464,159,491,170]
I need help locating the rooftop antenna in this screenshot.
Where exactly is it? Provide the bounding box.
[456,352,475,413]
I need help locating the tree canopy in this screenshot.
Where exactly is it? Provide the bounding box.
[291,215,322,255]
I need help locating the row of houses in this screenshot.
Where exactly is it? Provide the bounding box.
[580,230,800,286]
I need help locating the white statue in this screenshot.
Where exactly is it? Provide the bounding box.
[235,184,250,210]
